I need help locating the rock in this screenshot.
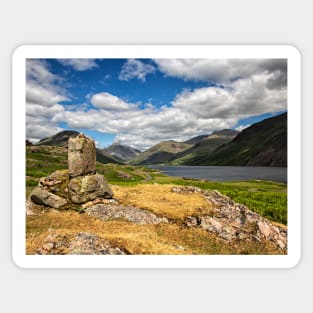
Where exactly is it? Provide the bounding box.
[42,242,55,251]
[200,216,223,233]
[117,171,133,180]
[37,230,127,255]
[200,190,288,251]
[81,198,118,209]
[219,226,237,240]
[68,232,126,255]
[172,186,202,194]
[86,203,168,225]
[68,173,113,204]
[38,169,69,198]
[30,187,68,209]
[68,134,96,178]
[257,221,273,240]
[26,200,36,215]
[185,216,198,227]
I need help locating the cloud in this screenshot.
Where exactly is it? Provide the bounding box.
[26,60,70,106]
[65,67,286,150]
[26,81,69,106]
[154,59,287,87]
[26,103,65,118]
[58,59,98,71]
[26,60,70,140]
[33,68,286,150]
[90,92,136,110]
[26,58,287,150]
[27,59,59,85]
[55,91,240,150]
[119,59,156,81]
[26,123,63,141]
[172,73,287,119]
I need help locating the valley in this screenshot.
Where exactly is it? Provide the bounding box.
[25,113,288,255]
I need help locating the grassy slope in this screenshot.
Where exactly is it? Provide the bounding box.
[26,145,287,255]
[26,145,287,224]
[189,113,287,166]
[131,141,191,165]
[170,133,238,165]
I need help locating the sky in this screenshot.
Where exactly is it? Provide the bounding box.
[26,58,287,151]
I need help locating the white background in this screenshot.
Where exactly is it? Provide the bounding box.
[1,1,311,312]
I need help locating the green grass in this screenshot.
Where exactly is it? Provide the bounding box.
[150,178,287,225]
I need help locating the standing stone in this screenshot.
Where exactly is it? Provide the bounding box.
[68,134,96,178]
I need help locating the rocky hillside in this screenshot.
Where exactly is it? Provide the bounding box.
[26,184,287,255]
[187,113,287,166]
[102,143,141,162]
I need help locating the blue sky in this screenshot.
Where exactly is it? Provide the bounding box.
[26,58,287,150]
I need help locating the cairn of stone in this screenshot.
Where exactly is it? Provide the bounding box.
[30,134,113,209]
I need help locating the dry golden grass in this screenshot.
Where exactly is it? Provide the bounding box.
[26,208,283,255]
[112,184,213,221]
[26,210,192,255]
[26,183,285,255]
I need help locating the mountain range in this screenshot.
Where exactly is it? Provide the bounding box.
[31,112,287,167]
[37,130,122,164]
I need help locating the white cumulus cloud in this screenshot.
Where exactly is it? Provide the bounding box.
[26,60,70,140]
[26,58,287,150]
[154,58,287,87]
[90,92,135,111]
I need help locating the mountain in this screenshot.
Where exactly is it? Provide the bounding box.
[130,140,192,165]
[188,112,287,166]
[102,143,141,162]
[95,149,124,164]
[171,129,239,165]
[38,130,79,147]
[183,134,209,145]
[35,130,121,164]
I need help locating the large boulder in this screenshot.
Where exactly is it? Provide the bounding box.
[68,173,113,204]
[30,187,68,209]
[68,134,96,178]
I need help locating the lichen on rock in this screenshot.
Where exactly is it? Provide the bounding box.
[68,173,113,204]
[38,169,69,198]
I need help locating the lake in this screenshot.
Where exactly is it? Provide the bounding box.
[148,165,287,183]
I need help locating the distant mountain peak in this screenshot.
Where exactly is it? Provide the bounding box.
[103,143,141,162]
[211,129,239,136]
[38,130,79,147]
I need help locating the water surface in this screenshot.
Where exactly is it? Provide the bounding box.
[148,165,287,183]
